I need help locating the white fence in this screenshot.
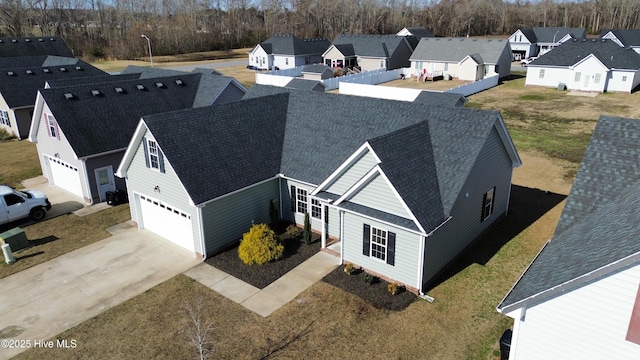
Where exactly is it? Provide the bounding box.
[445,75,499,96]
[255,66,408,90]
[339,82,422,102]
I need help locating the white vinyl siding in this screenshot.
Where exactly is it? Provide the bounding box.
[508,264,640,359]
[325,150,378,195]
[348,173,411,219]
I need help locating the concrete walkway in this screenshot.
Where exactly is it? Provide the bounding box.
[0,226,200,360]
[185,251,340,317]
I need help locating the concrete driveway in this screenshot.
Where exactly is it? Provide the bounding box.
[0,224,200,359]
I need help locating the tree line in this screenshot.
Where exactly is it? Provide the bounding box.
[1,0,639,60]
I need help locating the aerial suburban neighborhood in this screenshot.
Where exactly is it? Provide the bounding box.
[1,0,640,358]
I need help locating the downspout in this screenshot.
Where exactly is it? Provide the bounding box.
[339,210,345,265]
[80,159,94,205]
[197,206,207,260]
[321,203,326,248]
[417,234,435,303]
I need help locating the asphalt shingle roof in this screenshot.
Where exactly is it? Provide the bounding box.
[412,91,466,107]
[523,27,586,43]
[45,73,142,88]
[0,36,74,57]
[120,65,188,78]
[0,55,75,70]
[529,38,640,69]
[260,34,330,55]
[330,34,409,58]
[41,73,202,158]
[499,116,640,309]
[0,60,107,108]
[147,87,510,232]
[600,29,640,47]
[285,78,325,91]
[409,38,508,63]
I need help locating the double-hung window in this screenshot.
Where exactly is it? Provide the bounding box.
[147,139,160,170]
[311,198,321,219]
[0,110,9,126]
[481,187,496,222]
[290,186,308,214]
[362,224,396,265]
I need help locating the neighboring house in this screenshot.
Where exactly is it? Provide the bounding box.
[0,57,107,139]
[396,27,434,49]
[497,115,640,359]
[285,78,326,92]
[524,39,640,93]
[28,73,247,203]
[116,87,521,295]
[301,64,334,80]
[0,36,74,58]
[322,34,414,71]
[509,27,586,60]
[191,67,224,76]
[409,38,512,81]
[248,34,331,70]
[600,29,640,54]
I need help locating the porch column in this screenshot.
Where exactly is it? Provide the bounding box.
[321,203,326,248]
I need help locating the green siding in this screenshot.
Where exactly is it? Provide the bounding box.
[201,178,279,254]
[348,173,411,218]
[422,126,514,284]
[85,151,126,202]
[342,211,421,287]
[325,150,378,195]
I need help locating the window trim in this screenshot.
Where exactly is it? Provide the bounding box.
[481,187,496,222]
[147,139,160,170]
[370,226,388,262]
[362,224,396,266]
[46,113,59,139]
[0,110,9,126]
[311,198,321,219]
[574,72,581,82]
[295,187,307,214]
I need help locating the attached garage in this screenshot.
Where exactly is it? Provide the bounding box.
[138,194,195,252]
[46,155,83,198]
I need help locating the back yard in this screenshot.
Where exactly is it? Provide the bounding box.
[10,69,640,359]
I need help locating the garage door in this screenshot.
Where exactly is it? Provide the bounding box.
[138,194,195,252]
[46,156,83,198]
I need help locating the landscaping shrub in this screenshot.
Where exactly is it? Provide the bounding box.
[238,224,284,265]
[387,282,400,295]
[362,272,375,285]
[285,224,302,238]
[0,128,15,141]
[344,263,355,275]
[303,212,312,245]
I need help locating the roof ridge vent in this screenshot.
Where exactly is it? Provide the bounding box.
[43,68,50,73]
[175,79,185,86]
[25,70,33,75]
[91,90,102,97]
[155,82,166,88]
[7,71,15,76]
[136,84,147,91]
[64,92,75,100]
[59,67,67,72]
[115,87,126,94]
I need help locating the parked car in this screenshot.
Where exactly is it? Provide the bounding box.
[521,57,538,67]
[0,185,51,225]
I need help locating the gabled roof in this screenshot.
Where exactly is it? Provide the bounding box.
[517,27,586,43]
[191,73,247,106]
[529,39,640,69]
[259,34,330,56]
[0,60,107,108]
[120,65,187,78]
[285,78,325,91]
[0,55,78,70]
[409,38,509,64]
[37,73,202,158]
[599,29,640,47]
[45,73,142,88]
[499,116,640,312]
[398,27,434,39]
[0,36,74,58]
[329,34,410,58]
[191,67,224,76]
[302,64,333,74]
[124,87,519,233]
[412,91,467,107]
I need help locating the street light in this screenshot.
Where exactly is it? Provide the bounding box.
[141,34,153,68]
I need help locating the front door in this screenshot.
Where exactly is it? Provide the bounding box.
[94,166,116,202]
[584,74,591,90]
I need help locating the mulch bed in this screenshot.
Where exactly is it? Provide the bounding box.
[205,227,321,289]
[322,266,417,311]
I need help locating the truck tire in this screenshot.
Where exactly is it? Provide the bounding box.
[30,207,46,221]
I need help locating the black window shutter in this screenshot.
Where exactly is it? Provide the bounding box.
[387,232,396,266]
[158,148,165,173]
[290,185,296,212]
[362,224,370,256]
[324,206,329,224]
[143,137,150,168]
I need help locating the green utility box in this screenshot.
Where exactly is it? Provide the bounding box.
[0,227,30,252]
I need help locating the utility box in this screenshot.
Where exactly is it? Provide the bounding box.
[558,83,567,91]
[0,227,30,252]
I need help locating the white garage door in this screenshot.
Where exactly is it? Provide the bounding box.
[138,194,195,252]
[46,156,83,198]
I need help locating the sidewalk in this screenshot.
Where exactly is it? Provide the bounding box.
[184,251,339,317]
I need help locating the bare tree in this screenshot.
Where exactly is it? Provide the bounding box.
[184,297,215,360]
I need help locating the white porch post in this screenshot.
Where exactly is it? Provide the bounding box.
[321,202,326,248]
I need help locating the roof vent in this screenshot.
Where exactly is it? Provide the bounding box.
[25,38,31,42]
[75,66,83,71]
[91,90,102,97]
[25,70,33,75]
[59,67,67,72]
[64,93,75,100]
[115,87,126,94]
[0,40,4,43]
[38,38,44,42]
[136,84,147,91]
[7,71,15,76]
[11,39,17,43]
[155,82,166,88]
[50,38,56,41]
[43,68,50,73]
[175,79,185,86]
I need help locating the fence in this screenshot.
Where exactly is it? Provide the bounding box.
[255,66,407,90]
[444,75,499,96]
[339,82,422,102]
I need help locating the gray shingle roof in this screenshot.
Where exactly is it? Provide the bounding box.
[529,38,640,69]
[331,34,410,58]
[302,64,333,74]
[149,87,511,232]
[260,34,330,55]
[192,74,247,106]
[527,27,586,43]
[409,38,509,63]
[120,65,188,78]
[0,36,74,58]
[285,78,325,91]
[402,27,434,39]
[191,67,224,76]
[41,73,202,158]
[413,91,467,107]
[499,115,640,310]
[0,60,107,108]
[0,55,77,70]
[45,73,142,88]
[599,29,640,47]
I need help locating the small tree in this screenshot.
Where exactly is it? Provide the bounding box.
[303,212,312,245]
[238,224,284,265]
[184,297,214,360]
[269,198,279,227]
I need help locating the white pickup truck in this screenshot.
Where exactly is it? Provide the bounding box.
[0,185,51,225]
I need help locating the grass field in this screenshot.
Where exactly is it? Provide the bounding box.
[9,63,640,359]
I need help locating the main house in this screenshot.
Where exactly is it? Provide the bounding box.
[497,115,640,359]
[409,38,512,81]
[248,34,331,70]
[0,36,74,58]
[524,39,640,93]
[28,73,247,203]
[322,34,415,71]
[600,29,640,54]
[116,87,520,295]
[0,56,107,139]
[508,27,586,60]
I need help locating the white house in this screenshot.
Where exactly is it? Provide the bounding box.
[524,39,640,93]
[248,34,330,70]
[509,27,586,60]
[600,29,640,54]
[497,115,640,359]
